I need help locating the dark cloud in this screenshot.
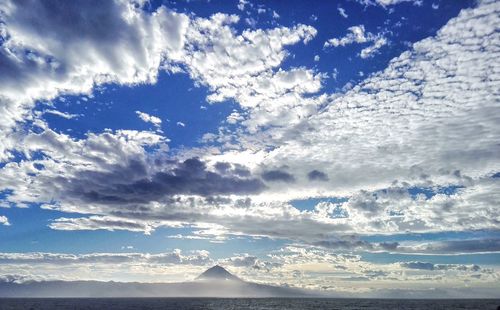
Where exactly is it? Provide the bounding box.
[261,170,295,183]
[400,261,435,270]
[307,170,329,181]
[379,242,399,251]
[62,157,266,205]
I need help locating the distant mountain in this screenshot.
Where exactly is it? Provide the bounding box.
[0,266,317,298]
[196,265,241,281]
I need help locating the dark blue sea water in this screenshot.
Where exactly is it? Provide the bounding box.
[0,298,499,310]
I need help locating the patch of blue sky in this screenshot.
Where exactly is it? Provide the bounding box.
[406,185,463,199]
[41,71,236,150]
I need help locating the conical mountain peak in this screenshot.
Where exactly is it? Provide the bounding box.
[196,265,241,281]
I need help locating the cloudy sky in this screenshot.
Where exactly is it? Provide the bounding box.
[0,0,499,298]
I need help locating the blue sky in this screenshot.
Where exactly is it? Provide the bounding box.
[0,0,499,297]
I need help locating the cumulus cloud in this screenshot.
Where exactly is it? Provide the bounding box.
[261,170,295,183]
[176,14,321,131]
[0,0,188,161]
[324,25,387,58]
[0,128,266,229]
[307,170,329,181]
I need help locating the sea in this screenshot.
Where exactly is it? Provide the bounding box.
[0,298,499,310]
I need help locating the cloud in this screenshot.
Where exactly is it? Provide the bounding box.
[360,37,387,58]
[0,216,9,226]
[0,250,212,268]
[237,0,250,11]
[395,239,500,255]
[177,14,320,131]
[324,25,370,47]
[0,0,188,161]
[400,261,481,271]
[43,110,80,119]
[324,25,387,58]
[307,170,329,181]
[261,170,295,183]
[338,7,348,18]
[214,0,500,206]
[0,128,266,219]
[0,250,213,283]
[49,216,159,235]
[355,0,422,7]
[136,111,162,128]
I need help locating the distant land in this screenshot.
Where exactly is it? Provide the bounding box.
[0,266,315,298]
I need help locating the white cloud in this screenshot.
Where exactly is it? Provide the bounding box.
[356,0,421,7]
[0,0,189,161]
[360,37,387,58]
[43,110,80,120]
[136,111,162,129]
[0,250,212,283]
[0,216,9,226]
[338,7,348,18]
[324,25,387,58]
[237,0,250,11]
[324,25,369,47]
[220,0,500,202]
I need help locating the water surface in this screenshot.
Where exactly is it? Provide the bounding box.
[0,298,499,310]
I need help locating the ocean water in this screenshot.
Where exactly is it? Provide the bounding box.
[0,298,499,310]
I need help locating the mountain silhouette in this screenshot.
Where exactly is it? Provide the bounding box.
[0,266,317,297]
[196,265,241,281]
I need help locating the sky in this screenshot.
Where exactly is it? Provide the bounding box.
[0,0,499,298]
